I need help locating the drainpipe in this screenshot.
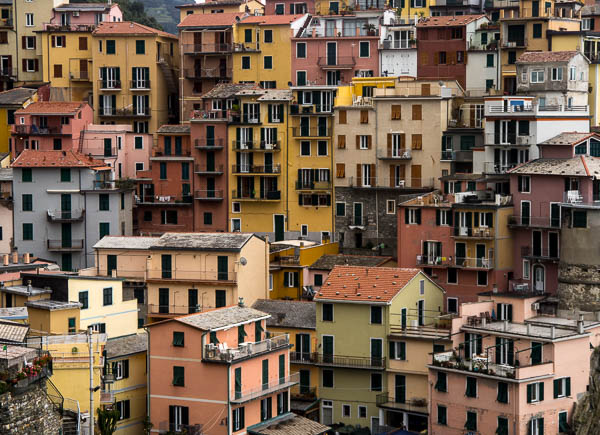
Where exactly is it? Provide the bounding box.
[146,327,151,430]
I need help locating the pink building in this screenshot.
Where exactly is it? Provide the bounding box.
[291,14,380,86]
[80,124,152,180]
[428,292,600,434]
[508,132,600,295]
[264,0,314,15]
[148,304,329,434]
[45,2,123,30]
[11,101,93,155]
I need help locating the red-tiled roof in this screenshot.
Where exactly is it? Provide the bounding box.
[11,150,106,168]
[417,14,485,27]
[15,101,86,115]
[92,21,177,39]
[240,14,305,25]
[516,51,580,63]
[314,266,424,303]
[178,12,244,27]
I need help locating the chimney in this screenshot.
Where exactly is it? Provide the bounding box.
[578,314,585,334]
[527,323,531,335]
[11,251,18,264]
[551,326,556,339]
[24,253,30,264]
[503,320,508,331]
[238,297,244,307]
[482,317,486,327]
[3,254,8,266]
[27,280,32,295]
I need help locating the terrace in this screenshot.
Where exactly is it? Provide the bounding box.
[204,334,290,363]
[231,372,299,403]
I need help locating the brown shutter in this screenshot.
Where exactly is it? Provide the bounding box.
[22,36,26,49]
[339,110,347,124]
[53,64,62,78]
[400,133,406,149]
[367,135,372,149]
[449,51,456,65]
[411,164,422,187]
[370,164,376,187]
[355,135,360,149]
[336,163,345,178]
[412,105,422,120]
[360,110,368,123]
[22,59,26,72]
[338,134,346,149]
[34,59,39,71]
[0,32,7,44]
[421,52,428,65]
[356,164,362,186]
[399,165,405,182]
[51,36,55,47]
[387,134,392,157]
[434,52,439,65]
[421,84,430,96]
[390,165,395,187]
[61,36,65,48]
[391,104,401,119]
[412,134,422,150]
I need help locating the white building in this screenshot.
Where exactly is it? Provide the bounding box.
[379,11,417,78]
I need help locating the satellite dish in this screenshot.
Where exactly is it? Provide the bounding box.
[240,257,247,266]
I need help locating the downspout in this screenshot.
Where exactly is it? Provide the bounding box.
[374,99,379,247]
[285,101,290,236]
[14,0,18,84]
[330,94,334,242]
[82,168,88,268]
[146,327,151,429]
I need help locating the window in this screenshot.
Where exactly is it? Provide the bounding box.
[106,39,116,54]
[135,40,145,54]
[552,67,563,81]
[435,371,447,392]
[466,376,477,398]
[169,405,189,432]
[159,162,167,180]
[419,279,425,295]
[358,406,367,418]
[25,36,35,49]
[359,135,369,149]
[389,341,406,360]
[386,200,396,214]
[317,141,327,156]
[531,70,544,83]
[530,417,544,435]
[527,381,544,403]
[559,411,568,433]
[477,270,487,286]
[437,405,447,425]
[22,194,32,211]
[260,397,273,421]
[300,141,310,156]
[370,306,382,324]
[322,303,333,321]
[301,225,308,237]
[412,104,422,120]
[438,51,447,64]
[573,210,587,228]
[465,411,477,431]
[336,202,346,217]
[112,359,129,380]
[25,13,33,26]
[263,56,273,69]
[497,381,509,403]
[172,366,185,386]
[533,23,542,38]
[22,168,32,182]
[116,400,130,420]
[23,223,33,240]
[103,287,113,306]
[296,70,306,86]
[135,162,144,172]
[405,208,421,225]
[391,104,401,120]
[342,404,351,417]
[79,291,89,309]
[60,168,71,182]
[99,193,109,211]
[518,175,530,193]
[508,51,516,64]
[359,41,369,57]
[232,407,245,431]
[569,66,576,80]
[554,377,571,398]
[296,42,306,58]
[370,373,382,391]
[323,369,334,387]
[91,323,106,333]
[173,331,184,347]
[263,29,273,43]
[215,290,226,308]
[583,18,592,30]
[134,136,143,149]
[242,56,250,70]
[447,297,458,312]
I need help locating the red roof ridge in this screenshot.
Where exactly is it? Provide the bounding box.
[581,154,591,177]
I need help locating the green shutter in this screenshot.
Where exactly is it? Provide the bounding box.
[539,382,544,401]
[554,379,560,398]
[262,359,269,390]
[278,354,285,384]
[389,341,396,359]
[566,377,571,397]
[527,384,532,403]
[399,342,406,360]
[210,331,219,344]
[235,367,242,399]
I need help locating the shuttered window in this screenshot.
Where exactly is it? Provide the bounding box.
[412,104,422,120]
[391,104,401,120]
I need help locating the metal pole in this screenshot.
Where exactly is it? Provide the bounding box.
[88,326,94,434]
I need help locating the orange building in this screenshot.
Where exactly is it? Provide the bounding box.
[147,304,330,434]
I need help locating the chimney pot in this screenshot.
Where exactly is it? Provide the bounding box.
[24,253,30,264]
[3,254,8,266]
[11,251,18,264]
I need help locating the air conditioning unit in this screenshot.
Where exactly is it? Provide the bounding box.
[517,136,529,145]
[532,302,540,311]
[410,319,419,327]
[73,11,80,16]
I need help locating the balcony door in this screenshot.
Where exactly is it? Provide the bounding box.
[395,375,406,403]
[296,333,310,361]
[371,338,382,366]
[533,265,545,292]
[159,288,169,314]
[521,201,530,226]
[326,42,337,66]
[61,193,71,219]
[274,215,284,241]
[322,335,333,363]
[455,243,466,266]
[532,231,542,257]
[299,370,310,394]
[61,223,72,248]
[476,244,486,268]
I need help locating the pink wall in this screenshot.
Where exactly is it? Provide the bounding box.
[539,144,574,159]
[48,4,122,26]
[264,0,315,14]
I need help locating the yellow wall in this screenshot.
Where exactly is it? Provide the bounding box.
[0,92,37,155]
[335,77,397,106]
[110,351,147,434]
[27,306,80,334]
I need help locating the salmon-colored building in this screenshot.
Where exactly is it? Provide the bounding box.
[428,292,600,435]
[11,101,93,155]
[148,304,330,434]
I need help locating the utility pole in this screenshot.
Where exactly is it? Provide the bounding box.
[88,326,94,434]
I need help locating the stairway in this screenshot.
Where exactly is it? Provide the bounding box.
[158,58,178,94]
[62,410,79,435]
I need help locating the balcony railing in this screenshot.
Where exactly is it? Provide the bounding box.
[232,141,280,151]
[194,189,224,201]
[184,68,232,79]
[312,353,385,370]
[231,372,299,403]
[194,164,224,174]
[485,133,533,146]
[521,246,559,261]
[453,226,495,238]
[501,38,528,48]
[191,109,236,121]
[230,114,261,124]
[205,334,290,363]
[508,215,560,228]
[99,107,151,117]
[44,23,95,32]
[0,18,13,28]
[13,125,64,135]
[47,209,85,222]
[47,239,84,251]
[195,138,224,149]
[376,393,428,413]
[148,304,201,316]
[379,39,415,49]
[416,255,494,269]
[92,180,117,190]
[483,161,518,174]
[290,385,317,400]
[347,176,434,189]
[147,269,236,282]
[98,80,121,90]
[377,149,412,160]
[272,255,300,266]
[290,104,333,115]
[70,71,90,81]
[317,56,356,68]
[135,195,193,205]
[291,127,330,137]
[130,80,151,90]
[0,67,17,78]
[231,190,281,200]
[295,180,332,190]
[156,422,203,434]
[182,43,233,54]
[232,164,281,174]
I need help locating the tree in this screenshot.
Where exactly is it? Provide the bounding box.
[97,406,120,435]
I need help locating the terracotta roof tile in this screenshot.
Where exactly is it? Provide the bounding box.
[314,265,422,303]
[240,14,305,25]
[539,132,598,146]
[176,0,244,8]
[93,21,177,39]
[417,14,485,27]
[11,150,106,168]
[516,51,580,63]
[178,12,244,28]
[509,156,600,177]
[15,101,86,115]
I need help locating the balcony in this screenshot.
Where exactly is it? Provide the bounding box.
[312,353,385,370]
[378,39,416,50]
[0,67,17,78]
[231,190,281,201]
[291,127,330,138]
[99,391,114,404]
[184,68,232,79]
[92,180,117,190]
[317,56,356,69]
[205,334,290,363]
[130,80,151,91]
[231,372,299,404]
[230,113,261,125]
[290,104,333,115]
[377,149,412,160]
[69,71,90,81]
[194,164,224,175]
[47,209,85,222]
[194,189,224,201]
[0,17,13,28]
[521,246,559,262]
[97,80,121,91]
[501,38,528,48]
[233,42,260,52]
[156,422,203,434]
[272,255,300,266]
[98,107,151,117]
[182,43,233,54]
[295,180,332,191]
[12,125,65,136]
[135,195,193,205]
[290,385,317,400]
[347,177,434,189]
[195,138,224,150]
[508,215,560,229]
[44,23,95,32]
[232,141,281,151]
[452,226,495,239]
[148,304,201,317]
[416,255,494,269]
[376,394,428,414]
[485,103,588,117]
[485,133,533,146]
[47,239,84,251]
[430,350,554,380]
[232,164,281,174]
[191,109,235,121]
[146,269,236,282]
[483,161,517,175]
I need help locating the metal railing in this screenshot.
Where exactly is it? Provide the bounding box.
[0,17,13,27]
[232,372,299,403]
[194,189,224,200]
[70,71,90,81]
[148,304,198,316]
[295,180,332,190]
[182,43,233,54]
[184,68,232,79]
[453,226,495,238]
[233,42,260,52]
[231,164,281,174]
[483,161,518,174]
[508,215,560,228]
[205,334,290,363]
[231,189,281,200]
[291,127,330,137]
[455,257,494,269]
[379,39,415,49]
[195,138,224,149]
[47,209,85,222]
[44,23,95,32]
[317,56,356,68]
[521,246,559,261]
[377,149,412,160]
[130,80,151,90]
[232,140,280,151]
[376,393,428,412]
[135,195,193,204]
[312,353,385,369]
[230,114,261,124]
[98,80,121,90]
[47,239,84,251]
[501,38,528,48]
[290,385,316,400]
[98,107,151,117]
[147,269,236,281]
[194,164,224,173]
[13,125,63,135]
[191,109,235,121]
[157,422,203,434]
[0,67,17,78]
[290,103,333,115]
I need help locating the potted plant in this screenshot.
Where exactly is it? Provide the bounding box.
[363,23,376,36]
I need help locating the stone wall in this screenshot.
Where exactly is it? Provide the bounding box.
[558,262,600,311]
[0,380,62,434]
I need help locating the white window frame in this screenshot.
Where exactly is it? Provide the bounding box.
[569,66,576,81]
[523,259,530,280]
[359,135,369,149]
[232,202,241,213]
[25,59,35,72]
[271,105,281,123]
[555,377,569,398]
[551,67,562,81]
[233,407,244,431]
[135,162,144,172]
[25,36,35,49]
[268,273,273,291]
[447,297,458,313]
[390,341,406,360]
[414,0,425,6]
[582,18,592,30]
[296,42,306,58]
[231,218,241,232]
[530,70,544,83]
[285,271,296,287]
[301,224,308,237]
[322,400,333,423]
[25,13,34,26]
[440,210,449,226]
[530,417,543,435]
[386,199,396,214]
[419,279,425,295]
[358,405,367,418]
[408,209,418,224]
[300,140,310,156]
[20,117,25,125]
[518,175,531,193]
[114,360,124,380]
[172,405,185,432]
[342,404,351,418]
[361,164,371,187]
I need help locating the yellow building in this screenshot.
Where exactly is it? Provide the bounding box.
[0,87,38,155]
[176,0,263,22]
[252,299,320,420]
[231,14,308,89]
[105,333,148,434]
[0,282,52,310]
[269,241,339,300]
[91,21,179,139]
[26,299,82,334]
